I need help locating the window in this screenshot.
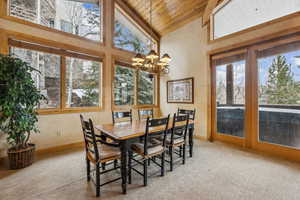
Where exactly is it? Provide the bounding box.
[9,40,102,113]
[257,41,300,148]
[10,46,61,109]
[212,0,300,40]
[113,62,157,107]
[9,0,103,41]
[214,54,246,138]
[113,65,135,106]
[65,57,101,108]
[114,5,157,54]
[138,70,155,105]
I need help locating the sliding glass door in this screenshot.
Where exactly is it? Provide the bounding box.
[257,41,300,149]
[211,34,300,159]
[212,53,246,144]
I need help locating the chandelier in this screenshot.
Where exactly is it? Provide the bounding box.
[132,0,171,74]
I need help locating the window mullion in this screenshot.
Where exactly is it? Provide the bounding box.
[135,70,139,106]
[61,56,66,111]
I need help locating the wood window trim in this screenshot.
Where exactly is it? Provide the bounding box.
[112,60,158,110]
[3,29,105,58]
[209,0,300,43]
[9,40,104,115]
[9,39,102,62]
[2,0,105,45]
[0,32,8,54]
[0,0,7,17]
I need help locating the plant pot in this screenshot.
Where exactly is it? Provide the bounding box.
[7,143,35,169]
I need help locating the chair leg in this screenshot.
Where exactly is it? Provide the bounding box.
[86,158,91,182]
[169,146,173,171]
[189,127,194,157]
[114,160,118,169]
[161,152,165,176]
[179,146,183,157]
[96,163,100,197]
[148,159,151,166]
[183,144,186,165]
[101,163,106,170]
[128,151,132,184]
[143,159,148,186]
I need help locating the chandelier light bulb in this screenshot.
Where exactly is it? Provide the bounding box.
[161,53,171,63]
[146,50,159,60]
[132,53,145,63]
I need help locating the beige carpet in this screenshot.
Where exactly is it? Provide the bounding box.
[1,140,300,200]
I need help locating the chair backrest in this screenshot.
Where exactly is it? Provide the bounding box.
[143,115,170,155]
[177,108,196,120]
[80,115,100,162]
[138,108,154,120]
[170,113,189,145]
[112,110,132,124]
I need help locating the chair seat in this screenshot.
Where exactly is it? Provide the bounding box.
[174,129,183,136]
[88,144,120,163]
[99,144,121,160]
[166,136,184,146]
[131,142,164,157]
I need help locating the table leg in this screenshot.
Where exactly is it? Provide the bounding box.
[189,125,194,157]
[120,141,128,194]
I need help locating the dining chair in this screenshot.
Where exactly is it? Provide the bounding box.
[138,108,154,120]
[80,115,121,197]
[177,108,196,157]
[128,115,170,186]
[166,113,189,171]
[177,108,196,120]
[112,110,133,124]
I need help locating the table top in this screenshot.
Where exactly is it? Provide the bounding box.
[95,119,194,141]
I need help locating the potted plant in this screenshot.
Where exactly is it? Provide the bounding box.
[0,54,46,169]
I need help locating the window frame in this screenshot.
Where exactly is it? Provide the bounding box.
[4,0,104,44]
[112,60,158,110]
[9,39,104,114]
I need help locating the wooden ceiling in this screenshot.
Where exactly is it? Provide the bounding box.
[123,0,209,36]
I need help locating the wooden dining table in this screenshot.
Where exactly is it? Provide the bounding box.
[95,118,194,194]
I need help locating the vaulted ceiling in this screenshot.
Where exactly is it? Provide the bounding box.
[123,0,210,36]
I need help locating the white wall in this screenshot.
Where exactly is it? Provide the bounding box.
[160,18,210,139]
[0,112,111,158]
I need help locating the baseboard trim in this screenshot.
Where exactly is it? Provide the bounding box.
[36,141,84,156]
[194,135,207,141]
[0,141,84,162]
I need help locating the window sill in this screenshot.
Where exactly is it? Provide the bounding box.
[112,104,158,110]
[37,107,103,115]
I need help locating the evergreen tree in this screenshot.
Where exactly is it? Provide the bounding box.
[114,66,134,105]
[81,62,99,106]
[138,71,154,104]
[265,55,299,104]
